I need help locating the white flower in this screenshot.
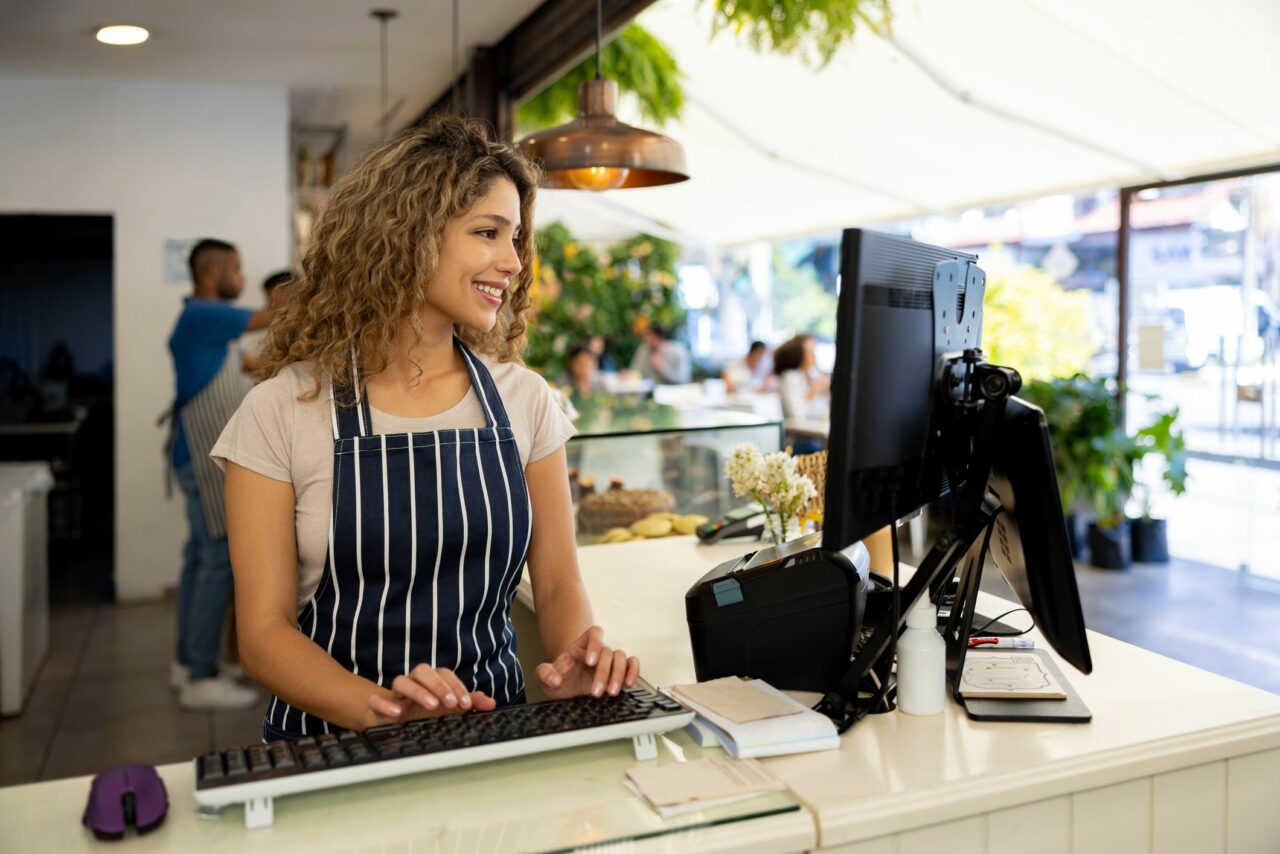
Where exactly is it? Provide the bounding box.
[758,451,798,501]
[725,444,764,497]
[777,473,817,514]
[725,445,817,524]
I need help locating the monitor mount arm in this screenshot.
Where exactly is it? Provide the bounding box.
[815,347,1021,729]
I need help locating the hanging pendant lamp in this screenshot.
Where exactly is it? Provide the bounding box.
[518,0,688,191]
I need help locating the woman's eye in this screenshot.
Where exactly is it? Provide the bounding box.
[477,229,498,239]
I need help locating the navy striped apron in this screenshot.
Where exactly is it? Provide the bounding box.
[264,339,532,739]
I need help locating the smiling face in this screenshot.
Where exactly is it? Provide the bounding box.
[421,177,523,334]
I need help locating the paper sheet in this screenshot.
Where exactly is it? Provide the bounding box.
[959,651,1068,699]
[670,677,804,723]
[625,756,785,817]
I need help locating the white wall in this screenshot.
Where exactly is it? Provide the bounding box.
[0,75,290,601]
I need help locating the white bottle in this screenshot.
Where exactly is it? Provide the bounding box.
[896,594,946,715]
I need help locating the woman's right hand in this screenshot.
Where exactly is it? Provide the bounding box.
[365,664,497,727]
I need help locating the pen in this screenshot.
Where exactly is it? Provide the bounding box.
[967,637,1035,649]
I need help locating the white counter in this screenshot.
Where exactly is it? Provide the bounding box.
[519,536,1280,853]
[4,536,1278,853]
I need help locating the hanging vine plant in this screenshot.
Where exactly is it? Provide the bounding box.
[516,25,684,134]
[517,1,894,133]
[705,0,893,69]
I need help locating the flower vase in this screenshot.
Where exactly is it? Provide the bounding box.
[765,516,801,547]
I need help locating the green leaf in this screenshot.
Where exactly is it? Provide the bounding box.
[702,0,893,69]
[517,25,685,134]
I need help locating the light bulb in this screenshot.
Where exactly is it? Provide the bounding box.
[96,25,150,45]
[562,166,630,191]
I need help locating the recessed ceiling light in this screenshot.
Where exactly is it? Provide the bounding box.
[96,25,149,46]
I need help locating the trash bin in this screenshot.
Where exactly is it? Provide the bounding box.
[0,462,54,716]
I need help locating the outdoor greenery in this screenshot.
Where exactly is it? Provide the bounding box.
[771,249,837,339]
[516,25,684,133]
[981,261,1093,383]
[526,222,684,379]
[704,0,893,68]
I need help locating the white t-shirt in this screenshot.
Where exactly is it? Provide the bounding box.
[778,369,828,420]
[211,356,576,612]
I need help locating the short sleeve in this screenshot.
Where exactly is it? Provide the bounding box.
[526,374,577,464]
[210,374,295,483]
[192,301,254,347]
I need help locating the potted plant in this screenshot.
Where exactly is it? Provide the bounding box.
[1130,406,1188,563]
[1080,425,1143,569]
[1019,375,1119,560]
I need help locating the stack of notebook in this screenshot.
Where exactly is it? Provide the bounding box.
[664,677,840,758]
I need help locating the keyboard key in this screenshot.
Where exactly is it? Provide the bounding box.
[199,752,224,781]
[224,749,248,777]
[300,749,326,770]
[268,742,296,769]
[247,748,272,774]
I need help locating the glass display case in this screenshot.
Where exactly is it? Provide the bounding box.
[566,394,782,543]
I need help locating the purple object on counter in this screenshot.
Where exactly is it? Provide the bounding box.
[82,763,168,840]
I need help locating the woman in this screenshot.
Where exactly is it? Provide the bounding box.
[773,335,830,454]
[212,117,639,741]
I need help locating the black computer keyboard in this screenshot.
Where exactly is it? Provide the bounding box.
[193,687,694,828]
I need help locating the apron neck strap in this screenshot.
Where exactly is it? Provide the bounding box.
[330,337,510,440]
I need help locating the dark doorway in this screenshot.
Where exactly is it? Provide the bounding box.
[0,214,115,602]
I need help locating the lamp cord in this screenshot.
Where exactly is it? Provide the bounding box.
[452,0,461,113]
[379,15,389,139]
[595,0,603,79]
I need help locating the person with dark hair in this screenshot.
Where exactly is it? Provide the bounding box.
[773,334,829,454]
[242,269,295,368]
[586,335,617,374]
[628,324,692,384]
[261,269,293,310]
[165,237,272,710]
[722,339,773,394]
[211,116,641,741]
[773,334,830,420]
[564,344,605,397]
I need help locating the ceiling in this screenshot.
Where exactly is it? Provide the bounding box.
[536,0,1280,246]
[0,0,545,155]
[4,0,1277,248]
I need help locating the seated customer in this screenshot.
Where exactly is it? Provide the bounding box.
[629,325,692,385]
[722,340,773,394]
[564,344,606,397]
[774,334,830,421]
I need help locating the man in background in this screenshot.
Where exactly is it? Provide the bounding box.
[722,339,773,394]
[629,324,692,385]
[166,239,271,710]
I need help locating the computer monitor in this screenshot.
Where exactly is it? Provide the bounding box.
[822,229,982,552]
[817,228,1092,720]
[986,397,1092,674]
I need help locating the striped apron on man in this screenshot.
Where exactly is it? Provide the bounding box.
[263,339,533,740]
[169,346,254,538]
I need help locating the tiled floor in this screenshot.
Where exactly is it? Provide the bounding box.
[3,548,1279,788]
[0,599,265,788]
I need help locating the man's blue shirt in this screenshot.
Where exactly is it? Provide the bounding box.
[168,297,253,466]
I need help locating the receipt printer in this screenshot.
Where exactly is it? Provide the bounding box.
[685,533,871,692]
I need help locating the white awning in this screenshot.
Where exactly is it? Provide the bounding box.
[534,0,1280,246]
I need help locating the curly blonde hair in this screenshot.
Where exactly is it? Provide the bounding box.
[260,115,540,399]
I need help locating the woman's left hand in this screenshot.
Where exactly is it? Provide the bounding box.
[535,625,640,700]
